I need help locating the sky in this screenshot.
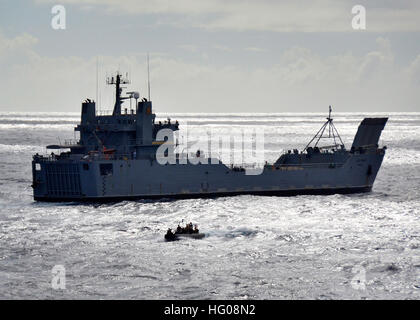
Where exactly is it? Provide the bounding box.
[0,0,420,113]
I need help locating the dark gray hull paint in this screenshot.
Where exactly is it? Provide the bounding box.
[32,150,384,202]
[34,186,372,203]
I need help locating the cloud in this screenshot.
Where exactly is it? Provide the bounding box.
[244,47,267,53]
[407,54,420,84]
[0,32,38,60]
[34,0,420,32]
[0,32,419,112]
[212,44,232,53]
[178,44,199,52]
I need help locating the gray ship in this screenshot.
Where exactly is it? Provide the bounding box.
[32,72,388,202]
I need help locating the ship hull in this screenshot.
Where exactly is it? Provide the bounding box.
[33,186,372,202]
[32,149,384,202]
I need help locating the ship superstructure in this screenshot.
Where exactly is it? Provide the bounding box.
[32,73,388,201]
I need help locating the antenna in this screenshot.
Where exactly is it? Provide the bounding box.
[147,53,151,101]
[96,56,99,110]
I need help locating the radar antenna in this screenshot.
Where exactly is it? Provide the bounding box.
[303,106,345,152]
[147,53,151,101]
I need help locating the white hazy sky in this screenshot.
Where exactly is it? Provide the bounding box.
[0,0,420,112]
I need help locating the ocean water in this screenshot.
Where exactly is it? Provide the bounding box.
[0,112,419,299]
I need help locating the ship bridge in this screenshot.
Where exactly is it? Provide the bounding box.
[48,72,179,159]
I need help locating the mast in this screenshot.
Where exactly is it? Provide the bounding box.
[96,56,99,110]
[114,74,121,115]
[147,53,151,101]
[107,72,130,115]
[303,106,345,152]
